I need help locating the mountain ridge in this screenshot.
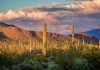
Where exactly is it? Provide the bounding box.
[73,32,98,44]
[0,22,99,44]
[85,29,100,40]
[0,22,71,42]
[0,22,15,27]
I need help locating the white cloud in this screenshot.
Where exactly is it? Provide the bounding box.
[0,10,26,20]
[0,1,99,20]
[0,1,100,34]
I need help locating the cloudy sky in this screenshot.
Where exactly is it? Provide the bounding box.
[0,0,100,35]
[0,0,74,13]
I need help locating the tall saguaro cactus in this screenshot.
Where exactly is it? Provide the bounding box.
[42,23,47,55]
[72,23,75,43]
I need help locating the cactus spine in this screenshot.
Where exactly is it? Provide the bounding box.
[42,23,47,55]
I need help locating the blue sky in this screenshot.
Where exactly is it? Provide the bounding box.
[0,0,73,13]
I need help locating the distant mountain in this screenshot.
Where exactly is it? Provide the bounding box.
[73,32,99,44]
[0,22,71,42]
[0,22,14,27]
[0,22,99,44]
[85,29,100,40]
[0,22,34,41]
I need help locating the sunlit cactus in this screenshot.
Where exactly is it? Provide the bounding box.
[66,41,69,45]
[18,40,21,46]
[77,38,80,47]
[19,40,22,47]
[29,39,32,53]
[4,42,7,50]
[82,38,85,46]
[75,38,80,48]
[42,23,47,55]
[72,23,75,43]
[90,41,93,48]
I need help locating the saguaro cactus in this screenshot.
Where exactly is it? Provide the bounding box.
[42,23,47,55]
[72,23,75,43]
[82,38,85,46]
[77,38,80,47]
[29,39,32,53]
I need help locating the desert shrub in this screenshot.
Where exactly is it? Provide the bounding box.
[84,49,100,70]
[72,57,91,70]
[47,61,62,70]
[0,40,100,70]
[19,59,44,70]
[1,66,10,70]
[0,53,13,68]
[11,65,21,70]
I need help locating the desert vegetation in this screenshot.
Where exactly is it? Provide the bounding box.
[0,23,100,70]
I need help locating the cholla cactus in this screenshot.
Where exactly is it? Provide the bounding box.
[72,23,75,43]
[42,23,47,55]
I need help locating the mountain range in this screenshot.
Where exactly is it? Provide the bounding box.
[0,22,71,42]
[85,29,100,40]
[0,22,99,44]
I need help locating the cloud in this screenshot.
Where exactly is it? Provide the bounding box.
[0,1,100,34]
[0,10,58,24]
[0,0,99,20]
[78,1,100,14]
[27,11,57,23]
[0,10,26,20]
[0,1,99,20]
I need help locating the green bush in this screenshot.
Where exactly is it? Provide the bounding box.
[72,57,91,70]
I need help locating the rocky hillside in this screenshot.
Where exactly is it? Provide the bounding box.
[0,22,99,44]
[0,22,34,41]
[0,22,70,42]
[74,33,99,44]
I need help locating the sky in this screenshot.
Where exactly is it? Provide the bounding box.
[0,0,73,13]
[0,0,100,35]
